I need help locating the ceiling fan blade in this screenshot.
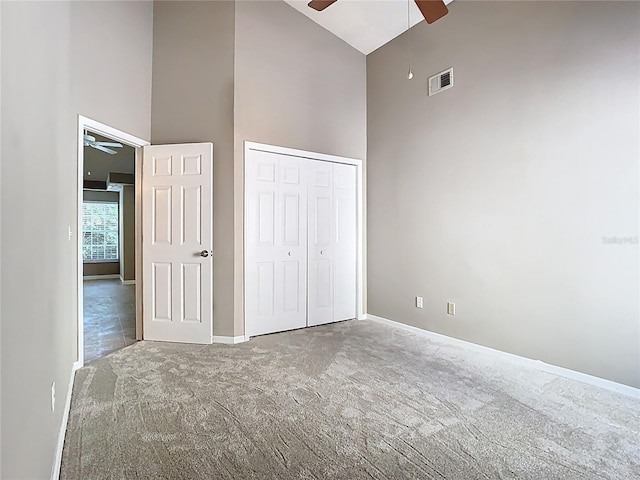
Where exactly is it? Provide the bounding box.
[93,145,117,155]
[95,142,123,148]
[84,134,96,143]
[414,0,448,24]
[308,0,337,12]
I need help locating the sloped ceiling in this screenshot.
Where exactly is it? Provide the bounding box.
[282,0,454,55]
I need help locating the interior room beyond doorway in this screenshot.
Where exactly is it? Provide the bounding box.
[82,129,137,362]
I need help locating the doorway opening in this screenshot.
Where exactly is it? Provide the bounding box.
[76,116,149,367]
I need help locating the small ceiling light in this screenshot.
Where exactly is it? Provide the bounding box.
[407,69,414,80]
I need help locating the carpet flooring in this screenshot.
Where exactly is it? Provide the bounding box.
[60,320,640,479]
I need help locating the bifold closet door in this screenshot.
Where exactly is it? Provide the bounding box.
[308,160,333,326]
[245,151,307,337]
[332,162,357,321]
[308,160,357,326]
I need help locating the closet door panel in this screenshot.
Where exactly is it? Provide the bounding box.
[246,152,278,336]
[277,156,307,329]
[246,152,307,336]
[333,163,357,321]
[308,160,334,326]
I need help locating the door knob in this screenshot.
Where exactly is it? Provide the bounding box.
[320,250,324,255]
[287,251,292,256]
[200,250,209,257]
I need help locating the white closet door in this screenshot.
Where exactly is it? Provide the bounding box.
[246,151,307,336]
[278,156,308,330]
[308,161,357,326]
[308,160,334,326]
[333,162,357,321]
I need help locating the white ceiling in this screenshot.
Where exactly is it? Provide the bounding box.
[282,0,454,55]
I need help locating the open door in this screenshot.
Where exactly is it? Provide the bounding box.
[142,143,213,344]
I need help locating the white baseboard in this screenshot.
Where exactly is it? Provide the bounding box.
[364,314,640,399]
[212,335,250,344]
[51,362,80,480]
[83,274,120,281]
[120,276,135,285]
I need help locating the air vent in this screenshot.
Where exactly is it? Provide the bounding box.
[428,67,454,96]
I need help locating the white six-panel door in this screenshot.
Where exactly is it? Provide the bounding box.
[142,143,213,344]
[246,149,357,336]
[331,162,357,322]
[307,160,334,326]
[308,160,357,326]
[245,151,307,336]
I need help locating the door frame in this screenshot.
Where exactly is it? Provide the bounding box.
[76,115,149,367]
[243,141,365,338]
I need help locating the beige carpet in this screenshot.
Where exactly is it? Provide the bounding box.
[61,320,640,479]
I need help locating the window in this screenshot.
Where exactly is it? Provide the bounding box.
[82,202,119,262]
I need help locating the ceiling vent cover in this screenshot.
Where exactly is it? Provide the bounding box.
[428,67,454,96]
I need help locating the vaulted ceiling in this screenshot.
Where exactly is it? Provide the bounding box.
[282,0,454,55]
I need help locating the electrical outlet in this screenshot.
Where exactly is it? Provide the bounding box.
[447,302,455,315]
[51,382,56,412]
[416,296,423,308]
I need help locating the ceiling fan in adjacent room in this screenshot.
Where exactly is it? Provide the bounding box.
[83,134,123,155]
[308,0,448,24]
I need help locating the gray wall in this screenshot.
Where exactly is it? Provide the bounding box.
[83,262,119,277]
[1,1,152,478]
[234,0,366,160]
[151,0,236,336]
[233,0,367,334]
[151,1,366,338]
[83,190,119,203]
[71,2,153,141]
[1,4,73,477]
[367,1,639,387]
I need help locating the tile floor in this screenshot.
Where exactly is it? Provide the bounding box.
[83,279,136,363]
